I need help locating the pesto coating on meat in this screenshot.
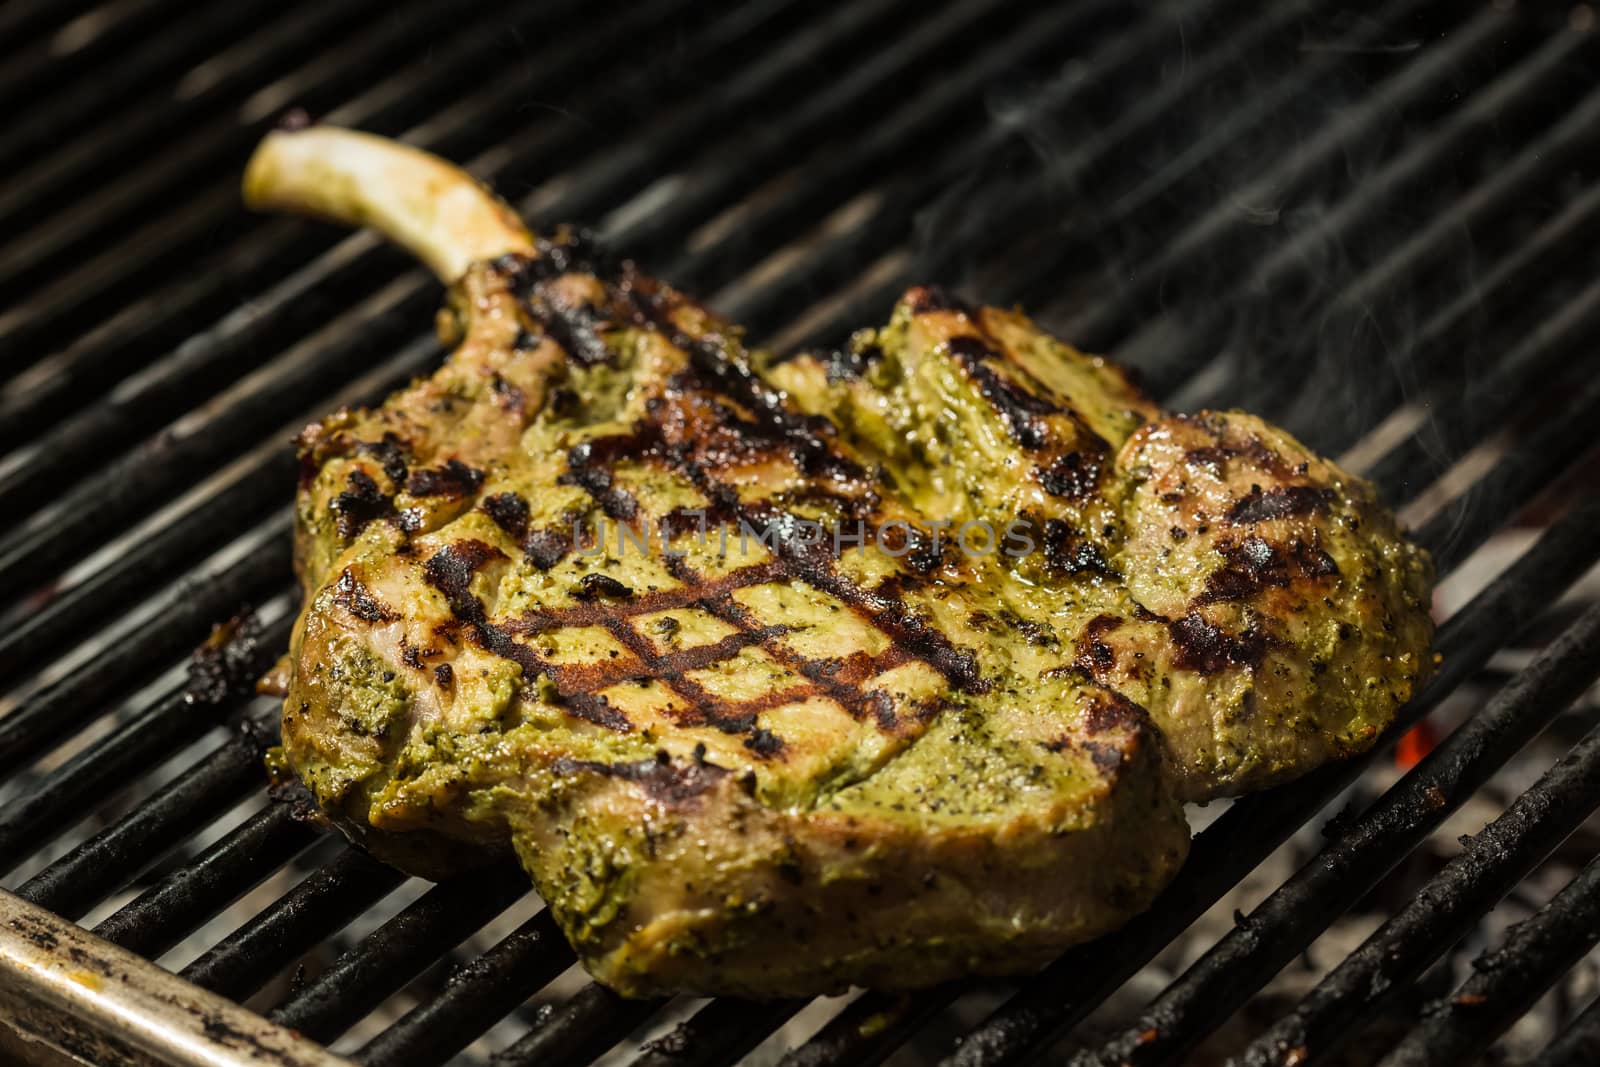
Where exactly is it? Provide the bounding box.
[256,128,1432,1000]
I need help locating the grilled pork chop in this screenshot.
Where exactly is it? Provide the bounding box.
[246,127,1433,998]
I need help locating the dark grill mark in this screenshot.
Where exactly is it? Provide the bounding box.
[1227,484,1336,525]
[523,528,571,571]
[422,540,506,620]
[744,728,784,756]
[1199,535,1341,605]
[945,335,1057,451]
[1169,612,1269,674]
[1074,614,1123,680]
[1042,519,1117,578]
[356,433,412,485]
[332,570,396,623]
[620,277,856,480]
[421,539,632,732]
[405,458,484,498]
[550,752,728,804]
[576,573,634,600]
[1038,450,1103,499]
[529,299,614,367]
[1184,445,1233,473]
[331,470,394,539]
[1083,689,1151,734]
[482,492,531,540]
[490,373,527,411]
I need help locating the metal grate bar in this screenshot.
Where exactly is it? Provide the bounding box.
[781,0,1515,361]
[777,989,960,1067]
[0,519,292,778]
[1367,272,1600,504]
[721,0,1307,339]
[994,0,1452,318]
[652,0,1142,294]
[0,0,462,242]
[1081,598,1600,1066]
[1221,77,1600,432]
[0,615,290,873]
[0,331,438,683]
[179,847,405,1003]
[0,0,185,111]
[16,722,276,920]
[0,470,292,684]
[1379,852,1600,1067]
[1240,706,1600,1066]
[937,493,1600,1066]
[353,909,572,1067]
[0,0,853,591]
[630,998,810,1067]
[494,984,662,1066]
[1064,5,1561,353]
[1413,380,1600,576]
[1307,192,1600,458]
[0,0,297,177]
[92,803,319,960]
[0,0,402,302]
[0,0,133,63]
[623,0,1113,274]
[267,867,529,1043]
[1532,993,1600,1067]
[0,0,719,385]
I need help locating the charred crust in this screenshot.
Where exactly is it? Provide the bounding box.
[1227,484,1336,525]
[621,284,857,480]
[331,470,394,539]
[576,573,634,600]
[1074,614,1123,680]
[1199,534,1341,605]
[550,752,729,803]
[405,458,485,498]
[863,690,898,731]
[1083,689,1151,733]
[422,540,631,733]
[523,528,572,571]
[1183,445,1233,473]
[490,373,527,411]
[742,727,785,757]
[1042,519,1117,578]
[481,491,531,540]
[333,569,397,622]
[945,335,1057,450]
[434,662,453,689]
[186,613,266,706]
[529,299,614,367]
[1168,612,1269,673]
[356,433,412,486]
[422,540,507,624]
[1038,450,1103,499]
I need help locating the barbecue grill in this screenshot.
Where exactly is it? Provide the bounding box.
[3,0,1599,1063]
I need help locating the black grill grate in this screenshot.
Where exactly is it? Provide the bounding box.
[2,1,1600,1064]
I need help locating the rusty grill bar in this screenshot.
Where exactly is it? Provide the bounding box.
[2,0,1600,1064]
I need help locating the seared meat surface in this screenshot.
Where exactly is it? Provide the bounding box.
[247,127,1432,998]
